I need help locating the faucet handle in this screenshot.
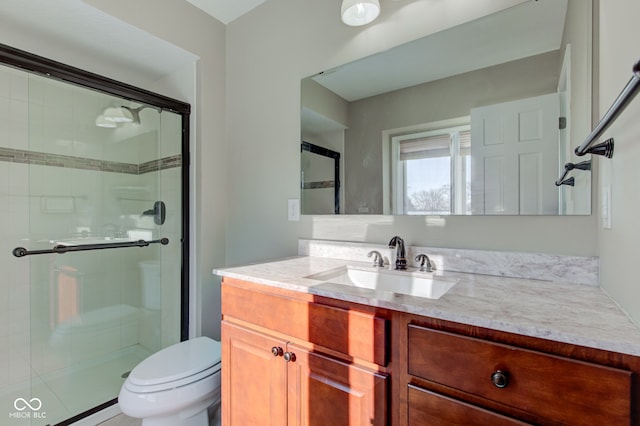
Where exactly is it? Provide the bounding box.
[367,250,384,267]
[415,254,436,272]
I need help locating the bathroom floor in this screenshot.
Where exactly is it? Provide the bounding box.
[1,346,149,426]
[99,407,221,426]
[98,413,141,426]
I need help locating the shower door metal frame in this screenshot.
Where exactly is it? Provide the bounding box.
[301,141,341,214]
[0,43,191,425]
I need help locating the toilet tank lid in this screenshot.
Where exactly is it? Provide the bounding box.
[129,337,221,387]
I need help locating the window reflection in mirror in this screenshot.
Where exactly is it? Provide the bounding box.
[390,123,471,215]
[300,0,592,216]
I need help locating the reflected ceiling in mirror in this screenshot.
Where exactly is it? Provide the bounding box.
[301,0,592,216]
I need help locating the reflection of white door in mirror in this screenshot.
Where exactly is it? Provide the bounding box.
[558,45,572,214]
[470,93,559,215]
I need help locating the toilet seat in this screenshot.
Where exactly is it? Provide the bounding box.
[125,337,221,393]
[124,363,221,393]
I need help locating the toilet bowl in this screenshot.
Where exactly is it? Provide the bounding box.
[118,336,221,426]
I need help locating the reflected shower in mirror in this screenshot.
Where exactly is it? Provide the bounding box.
[301,142,341,214]
[301,0,592,216]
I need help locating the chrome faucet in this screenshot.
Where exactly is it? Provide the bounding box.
[388,236,407,270]
[367,250,384,267]
[415,254,436,272]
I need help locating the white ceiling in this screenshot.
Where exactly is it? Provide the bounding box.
[184,0,271,24]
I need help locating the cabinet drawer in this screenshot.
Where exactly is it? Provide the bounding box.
[408,325,632,425]
[408,385,530,426]
[222,280,387,365]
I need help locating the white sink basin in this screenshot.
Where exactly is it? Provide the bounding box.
[308,266,457,299]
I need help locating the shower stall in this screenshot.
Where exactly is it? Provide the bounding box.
[0,45,189,425]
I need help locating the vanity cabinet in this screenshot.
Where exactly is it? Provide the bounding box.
[220,276,640,426]
[221,278,389,426]
[404,321,636,425]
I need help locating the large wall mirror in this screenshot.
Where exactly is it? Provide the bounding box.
[301,0,592,216]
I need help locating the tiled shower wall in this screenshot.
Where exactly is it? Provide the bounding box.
[1,63,35,395]
[0,63,183,405]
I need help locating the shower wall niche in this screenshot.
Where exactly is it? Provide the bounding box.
[0,49,188,425]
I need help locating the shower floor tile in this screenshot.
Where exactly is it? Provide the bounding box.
[18,345,150,425]
[41,346,149,421]
[1,375,67,426]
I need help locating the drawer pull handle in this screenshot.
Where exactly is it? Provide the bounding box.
[283,351,296,362]
[491,370,509,389]
[271,346,284,357]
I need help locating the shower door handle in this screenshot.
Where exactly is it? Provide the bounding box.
[12,238,169,258]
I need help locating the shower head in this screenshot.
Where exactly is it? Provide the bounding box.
[103,106,135,123]
[95,115,118,128]
[122,106,144,124]
[97,105,147,128]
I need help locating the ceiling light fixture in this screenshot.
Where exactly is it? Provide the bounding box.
[341,0,380,26]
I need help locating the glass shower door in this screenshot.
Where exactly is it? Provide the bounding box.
[2,66,183,425]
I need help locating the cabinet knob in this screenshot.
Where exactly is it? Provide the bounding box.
[283,351,296,362]
[271,346,284,357]
[491,370,509,389]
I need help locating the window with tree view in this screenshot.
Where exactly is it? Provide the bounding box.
[393,125,471,215]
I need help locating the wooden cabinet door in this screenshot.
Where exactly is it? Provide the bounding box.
[286,343,388,426]
[221,321,288,426]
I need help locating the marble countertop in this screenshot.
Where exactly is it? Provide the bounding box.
[214,255,640,357]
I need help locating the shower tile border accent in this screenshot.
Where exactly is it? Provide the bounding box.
[0,147,181,175]
[303,180,335,190]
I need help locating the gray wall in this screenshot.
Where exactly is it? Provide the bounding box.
[226,0,596,272]
[28,0,640,333]
[84,0,640,330]
[598,0,640,325]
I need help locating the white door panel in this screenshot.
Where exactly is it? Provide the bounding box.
[471,93,559,214]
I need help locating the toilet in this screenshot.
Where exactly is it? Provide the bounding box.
[118,336,222,426]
